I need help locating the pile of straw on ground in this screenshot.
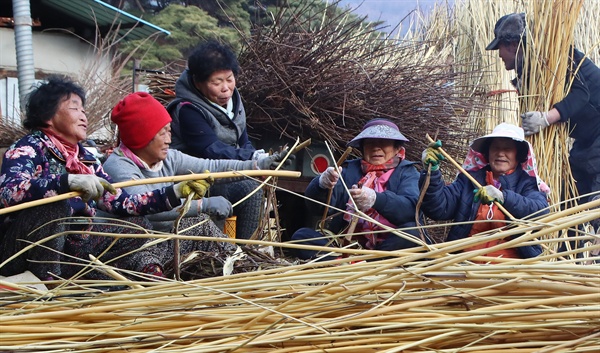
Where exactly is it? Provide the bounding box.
[1,1,599,351]
[1,195,599,352]
[2,260,598,352]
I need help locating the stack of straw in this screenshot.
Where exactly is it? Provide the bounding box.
[1,195,599,352]
[413,0,597,249]
[520,0,584,250]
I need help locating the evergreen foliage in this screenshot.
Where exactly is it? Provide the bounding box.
[118,4,242,70]
[116,1,336,70]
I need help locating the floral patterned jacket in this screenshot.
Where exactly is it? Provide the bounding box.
[0,130,180,222]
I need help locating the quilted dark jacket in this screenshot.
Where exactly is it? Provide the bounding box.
[306,158,422,238]
[418,166,549,258]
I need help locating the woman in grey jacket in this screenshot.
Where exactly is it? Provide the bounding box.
[103,92,287,242]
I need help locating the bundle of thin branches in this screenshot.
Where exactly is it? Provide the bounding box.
[163,246,296,280]
[519,0,584,250]
[145,71,181,106]
[234,1,488,162]
[0,120,26,147]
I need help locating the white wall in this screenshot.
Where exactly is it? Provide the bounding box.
[0,77,29,125]
[0,28,112,122]
[0,28,111,74]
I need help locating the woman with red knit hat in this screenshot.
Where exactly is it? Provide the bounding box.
[0,76,210,281]
[103,92,287,245]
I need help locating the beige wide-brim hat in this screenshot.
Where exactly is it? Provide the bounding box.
[470,122,529,154]
[347,119,409,148]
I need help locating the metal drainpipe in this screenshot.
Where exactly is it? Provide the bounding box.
[13,0,35,118]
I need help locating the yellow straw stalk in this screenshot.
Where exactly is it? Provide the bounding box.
[521,0,584,251]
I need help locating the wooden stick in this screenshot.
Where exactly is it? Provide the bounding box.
[172,193,195,281]
[320,146,353,226]
[416,129,439,243]
[291,138,312,153]
[0,170,301,216]
[88,255,144,289]
[425,134,515,220]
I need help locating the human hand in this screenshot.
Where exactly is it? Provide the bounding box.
[349,185,376,211]
[319,166,342,189]
[474,185,504,204]
[257,147,296,170]
[421,140,445,171]
[68,174,116,202]
[251,149,269,161]
[173,175,213,199]
[200,196,233,220]
[521,111,549,136]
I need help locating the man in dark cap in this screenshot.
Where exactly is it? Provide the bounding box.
[487,12,600,233]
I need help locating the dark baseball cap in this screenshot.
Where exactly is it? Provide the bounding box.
[486,13,526,50]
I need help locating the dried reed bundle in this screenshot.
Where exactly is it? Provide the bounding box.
[574,0,600,64]
[406,0,597,161]
[453,0,524,133]
[520,0,584,252]
[0,187,598,352]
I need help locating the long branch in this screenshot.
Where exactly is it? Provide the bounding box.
[0,170,301,216]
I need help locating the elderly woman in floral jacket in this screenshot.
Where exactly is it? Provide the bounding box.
[0,76,207,280]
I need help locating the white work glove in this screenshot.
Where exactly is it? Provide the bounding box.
[173,179,212,199]
[251,149,269,161]
[521,111,550,136]
[474,185,504,205]
[318,166,342,189]
[257,147,295,170]
[68,174,116,202]
[349,185,377,211]
[200,196,233,220]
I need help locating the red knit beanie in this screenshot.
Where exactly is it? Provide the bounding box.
[111,92,172,150]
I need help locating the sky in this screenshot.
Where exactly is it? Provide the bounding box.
[337,0,442,33]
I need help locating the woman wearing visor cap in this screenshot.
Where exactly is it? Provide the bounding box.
[292,118,427,260]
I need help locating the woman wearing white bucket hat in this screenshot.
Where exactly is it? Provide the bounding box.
[419,123,549,259]
[291,118,429,261]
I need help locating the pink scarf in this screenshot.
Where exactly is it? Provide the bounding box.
[462,146,550,195]
[42,129,94,175]
[343,149,405,249]
[117,142,146,168]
